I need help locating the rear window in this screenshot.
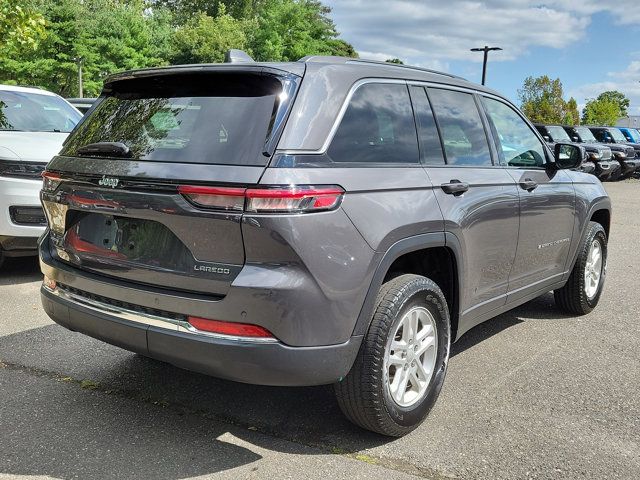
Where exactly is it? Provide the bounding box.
[61,73,284,166]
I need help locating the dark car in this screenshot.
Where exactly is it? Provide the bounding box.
[65,98,97,115]
[38,52,611,436]
[589,127,640,179]
[564,126,628,180]
[534,124,601,177]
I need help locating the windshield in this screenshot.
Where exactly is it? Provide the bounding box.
[575,127,597,142]
[609,128,627,142]
[627,128,640,142]
[62,73,284,165]
[546,126,571,142]
[0,91,81,133]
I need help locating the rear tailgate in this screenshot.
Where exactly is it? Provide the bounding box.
[41,68,300,296]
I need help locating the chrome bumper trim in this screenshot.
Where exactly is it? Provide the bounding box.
[45,285,279,344]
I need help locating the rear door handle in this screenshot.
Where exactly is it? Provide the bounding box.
[441,180,469,196]
[519,178,538,192]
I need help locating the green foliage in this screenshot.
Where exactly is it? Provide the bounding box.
[564,97,580,126]
[519,75,577,124]
[0,0,356,96]
[0,0,46,53]
[152,0,266,22]
[170,6,255,64]
[581,98,621,126]
[250,0,356,61]
[594,90,629,118]
[386,58,404,64]
[0,0,173,97]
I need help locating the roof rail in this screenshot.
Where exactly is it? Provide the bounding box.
[298,55,465,80]
[347,58,465,80]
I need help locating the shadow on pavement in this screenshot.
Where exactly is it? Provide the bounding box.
[0,292,577,477]
[451,293,572,357]
[0,256,41,286]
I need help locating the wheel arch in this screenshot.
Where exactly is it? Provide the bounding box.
[352,232,462,340]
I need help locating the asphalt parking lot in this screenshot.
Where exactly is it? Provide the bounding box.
[0,180,638,480]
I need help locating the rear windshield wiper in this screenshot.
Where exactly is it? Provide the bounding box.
[77,141,132,158]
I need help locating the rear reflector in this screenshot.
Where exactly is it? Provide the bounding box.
[178,184,344,213]
[187,316,275,338]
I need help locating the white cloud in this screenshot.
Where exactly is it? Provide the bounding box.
[325,0,592,65]
[325,1,640,66]
[569,61,640,115]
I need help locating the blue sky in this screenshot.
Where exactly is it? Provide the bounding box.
[324,1,640,115]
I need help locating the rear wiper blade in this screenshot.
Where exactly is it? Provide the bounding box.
[77,141,132,158]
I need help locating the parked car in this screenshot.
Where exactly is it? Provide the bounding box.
[0,85,82,269]
[618,126,640,144]
[564,125,626,180]
[534,124,598,176]
[66,98,97,115]
[39,53,611,436]
[589,127,640,179]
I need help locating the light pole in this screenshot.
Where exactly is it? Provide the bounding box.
[73,56,84,98]
[470,46,502,85]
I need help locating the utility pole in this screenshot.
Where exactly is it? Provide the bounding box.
[74,56,84,98]
[470,46,502,85]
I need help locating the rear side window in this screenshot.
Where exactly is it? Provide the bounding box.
[62,73,284,166]
[327,83,419,164]
[409,86,445,165]
[428,88,492,166]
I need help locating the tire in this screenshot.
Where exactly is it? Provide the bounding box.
[334,274,450,437]
[554,221,607,315]
[0,249,4,271]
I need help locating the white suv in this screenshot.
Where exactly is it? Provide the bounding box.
[0,85,82,269]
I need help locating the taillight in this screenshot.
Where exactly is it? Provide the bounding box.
[178,184,344,214]
[187,316,275,339]
[42,171,63,192]
[178,185,245,211]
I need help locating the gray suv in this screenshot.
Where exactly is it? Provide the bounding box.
[39,53,611,437]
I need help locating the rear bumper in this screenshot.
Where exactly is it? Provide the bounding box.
[41,285,361,386]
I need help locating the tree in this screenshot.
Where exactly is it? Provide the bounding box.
[170,7,255,64]
[0,0,172,97]
[518,75,574,124]
[0,1,46,53]
[250,0,356,61]
[564,97,580,126]
[595,91,630,118]
[386,58,404,64]
[581,98,621,126]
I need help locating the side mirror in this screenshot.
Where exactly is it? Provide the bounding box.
[543,135,551,142]
[553,143,585,169]
[572,136,579,142]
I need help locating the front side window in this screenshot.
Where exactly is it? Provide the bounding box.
[483,97,547,168]
[0,91,81,133]
[327,83,419,164]
[428,88,492,166]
